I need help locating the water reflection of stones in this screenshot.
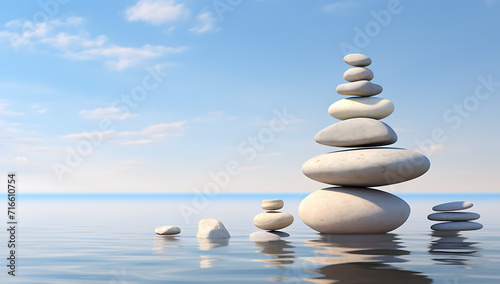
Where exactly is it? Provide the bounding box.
[303,234,432,284]
[197,237,230,251]
[253,240,296,268]
[152,236,181,255]
[429,231,480,265]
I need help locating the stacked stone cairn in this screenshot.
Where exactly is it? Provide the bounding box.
[251,199,293,241]
[299,53,431,234]
[428,201,483,232]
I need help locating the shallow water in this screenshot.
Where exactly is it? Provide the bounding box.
[2,194,500,283]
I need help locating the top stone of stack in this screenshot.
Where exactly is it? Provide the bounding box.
[343,53,372,67]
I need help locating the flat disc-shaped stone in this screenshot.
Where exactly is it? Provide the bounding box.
[336,81,383,97]
[432,201,473,211]
[431,221,483,231]
[314,118,397,147]
[328,97,395,120]
[302,148,430,187]
[427,212,480,221]
[343,53,372,67]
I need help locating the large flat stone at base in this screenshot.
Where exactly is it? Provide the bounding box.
[299,187,410,234]
[302,147,430,187]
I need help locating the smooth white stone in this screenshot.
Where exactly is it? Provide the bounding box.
[427,212,480,221]
[299,187,410,234]
[253,211,294,231]
[336,81,383,97]
[431,221,483,231]
[315,118,397,147]
[343,53,372,67]
[433,201,473,212]
[302,148,430,187]
[343,67,374,82]
[155,226,181,235]
[249,231,289,242]
[262,199,284,210]
[196,218,230,239]
[329,97,395,120]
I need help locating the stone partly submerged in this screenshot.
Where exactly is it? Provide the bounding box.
[299,187,410,234]
[336,80,383,97]
[302,148,430,187]
[314,118,397,147]
[253,211,294,231]
[155,226,181,235]
[249,231,289,242]
[328,97,395,120]
[196,218,230,239]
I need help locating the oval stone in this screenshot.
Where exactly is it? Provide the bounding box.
[155,226,181,235]
[343,67,374,82]
[431,221,483,231]
[262,199,284,210]
[299,187,410,234]
[433,201,473,212]
[343,53,372,67]
[315,118,397,147]
[249,231,289,242]
[329,97,395,120]
[254,211,294,231]
[336,81,383,97]
[302,148,430,187]
[427,212,480,221]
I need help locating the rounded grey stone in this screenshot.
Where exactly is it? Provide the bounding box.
[299,187,410,234]
[328,97,395,120]
[254,211,294,231]
[314,118,397,147]
[196,218,230,239]
[343,53,372,67]
[427,212,480,221]
[249,231,289,242]
[431,221,483,231]
[336,80,383,97]
[433,201,473,212]
[302,148,430,187]
[155,226,181,235]
[343,67,374,82]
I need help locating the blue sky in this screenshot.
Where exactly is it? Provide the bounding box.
[0,0,499,193]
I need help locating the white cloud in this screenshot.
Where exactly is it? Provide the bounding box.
[0,17,185,70]
[125,0,190,25]
[189,12,217,34]
[14,157,28,164]
[79,107,137,120]
[322,1,358,14]
[414,143,444,156]
[31,105,47,114]
[61,121,187,145]
[0,103,24,116]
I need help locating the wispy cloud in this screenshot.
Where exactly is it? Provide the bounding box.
[61,121,187,145]
[31,105,47,114]
[0,17,186,70]
[322,1,358,15]
[125,0,190,25]
[0,103,24,116]
[189,12,218,34]
[79,107,137,120]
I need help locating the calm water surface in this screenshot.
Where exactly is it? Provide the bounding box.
[2,194,499,283]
